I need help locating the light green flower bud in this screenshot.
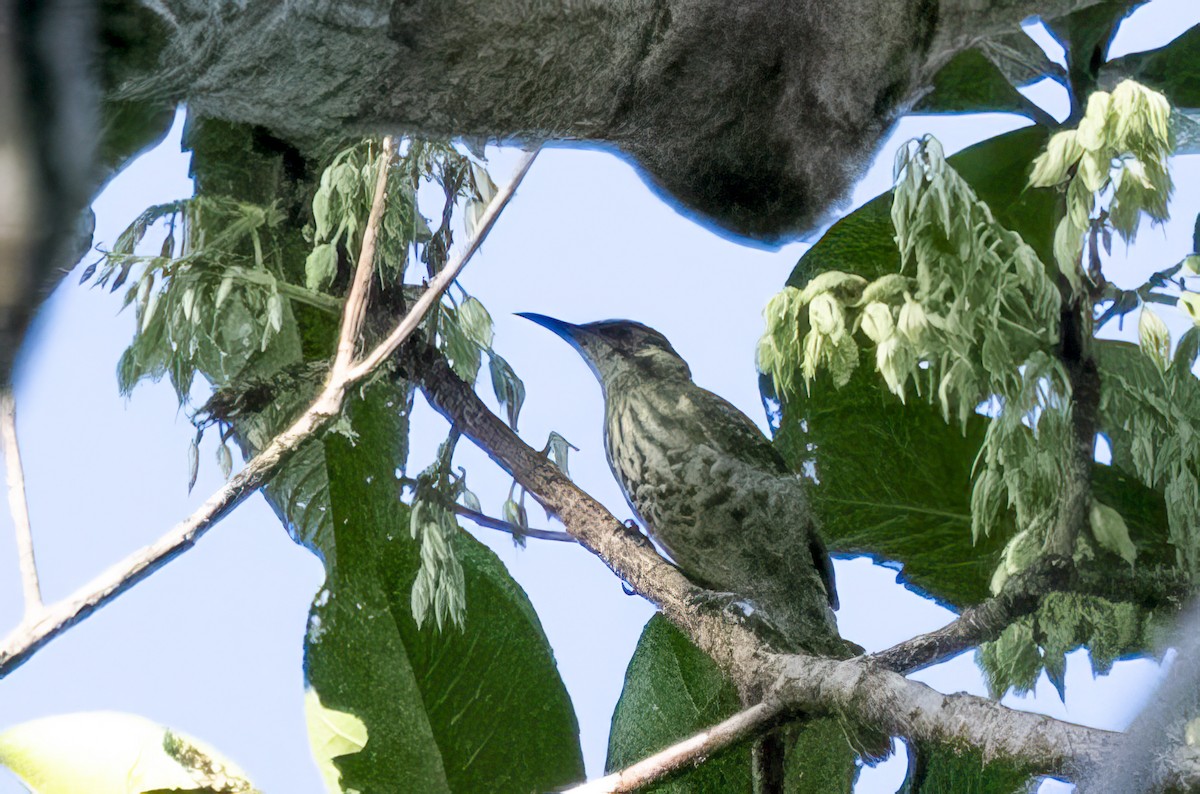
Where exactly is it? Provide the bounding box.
[1179,292,1200,327]
[808,292,845,338]
[1138,305,1171,372]
[897,297,929,347]
[875,336,911,400]
[859,301,895,344]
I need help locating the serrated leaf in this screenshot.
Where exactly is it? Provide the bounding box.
[305,243,338,292]
[313,187,333,241]
[544,431,578,479]
[458,487,482,514]
[0,712,254,794]
[489,353,525,429]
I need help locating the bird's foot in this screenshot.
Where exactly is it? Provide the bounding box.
[621,519,654,548]
[688,589,756,624]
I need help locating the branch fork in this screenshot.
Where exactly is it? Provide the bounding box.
[0,141,539,677]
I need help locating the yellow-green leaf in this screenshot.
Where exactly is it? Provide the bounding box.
[0,712,253,794]
[306,688,369,794]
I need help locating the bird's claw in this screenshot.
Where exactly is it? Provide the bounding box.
[689,589,753,622]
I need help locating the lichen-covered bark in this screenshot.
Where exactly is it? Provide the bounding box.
[131,0,1102,240]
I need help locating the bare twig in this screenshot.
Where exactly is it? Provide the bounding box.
[333,136,395,375]
[0,145,540,678]
[348,149,539,381]
[568,702,783,793]
[0,391,41,615]
[453,503,575,543]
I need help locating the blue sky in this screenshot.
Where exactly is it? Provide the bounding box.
[2,3,1200,791]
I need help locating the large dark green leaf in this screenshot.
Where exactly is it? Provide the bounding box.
[916,49,1033,116]
[771,129,1053,607]
[1104,23,1200,110]
[175,117,585,791]
[607,615,855,793]
[901,744,1032,794]
[306,383,584,792]
[1044,0,1143,104]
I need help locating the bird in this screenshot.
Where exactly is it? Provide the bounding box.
[518,313,851,659]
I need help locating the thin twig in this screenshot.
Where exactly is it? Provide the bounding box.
[0,145,540,679]
[0,392,41,614]
[567,702,783,793]
[348,149,539,381]
[454,503,575,543]
[333,136,395,376]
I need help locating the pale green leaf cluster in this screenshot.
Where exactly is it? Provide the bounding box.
[1100,336,1200,574]
[87,197,302,401]
[409,496,468,631]
[979,592,1151,698]
[1029,80,1174,294]
[761,136,1073,563]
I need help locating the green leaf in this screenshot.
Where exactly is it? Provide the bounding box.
[768,129,1056,606]
[305,243,339,292]
[1089,500,1137,565]
[489,352,526,429]
[915,49,1033,116]
[304,386,583,793]
[1104,23,1200,109]
[902,744,1032,794]
[438,307,483,384]
[0,712,256,794]
[457,296,494,349]
[608,616,856,793]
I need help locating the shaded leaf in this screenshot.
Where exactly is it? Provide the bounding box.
[1104,23,1200,109]
[304,386,583,793]
[608,615,856,793]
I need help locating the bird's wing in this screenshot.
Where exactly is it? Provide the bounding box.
[685,387,791,475]
[689,387,840,610]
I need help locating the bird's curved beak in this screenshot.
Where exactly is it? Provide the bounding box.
[517,312,607,383]
[515,312,581,342]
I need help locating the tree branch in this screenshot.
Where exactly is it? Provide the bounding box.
[410,347,1199,789]
[0,145,539,679]
[568,702,786,794]
[873,559,1192,675]
[1,391,41,616]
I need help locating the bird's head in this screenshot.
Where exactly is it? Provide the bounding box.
[517,314,692,389]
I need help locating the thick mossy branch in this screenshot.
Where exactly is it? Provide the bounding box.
[408,339,1200,789]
